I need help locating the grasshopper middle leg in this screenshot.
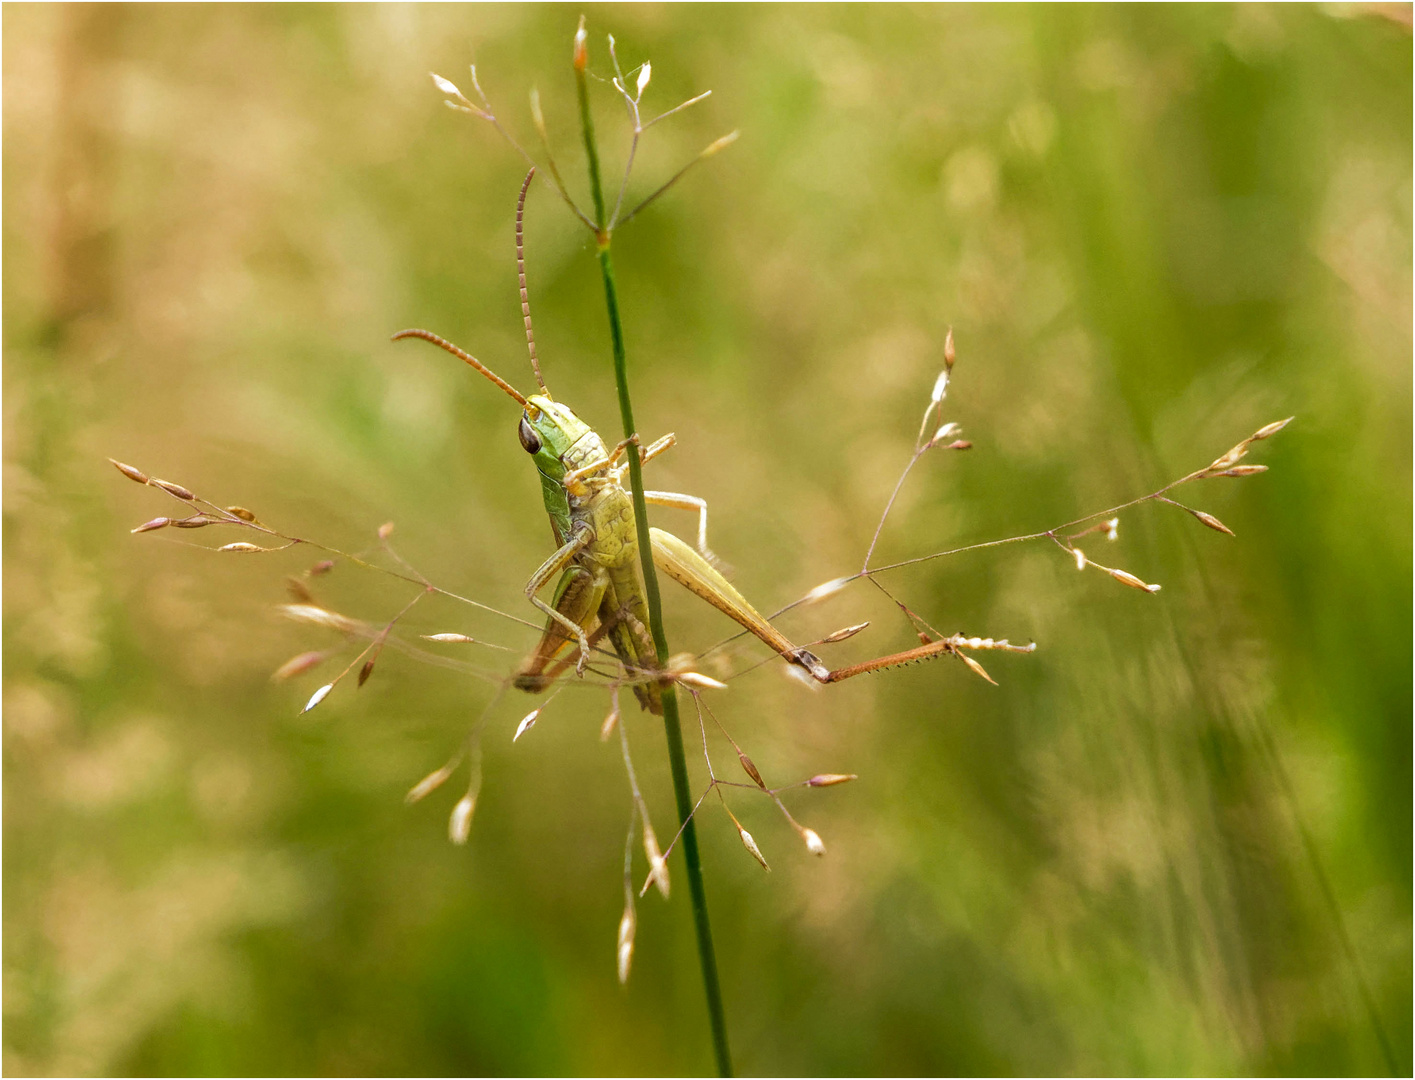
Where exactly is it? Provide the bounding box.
[515,562,607,691]
[524,523,598,675]
[644,490,716,562]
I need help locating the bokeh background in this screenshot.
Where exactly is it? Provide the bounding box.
[5,4,1411,1076]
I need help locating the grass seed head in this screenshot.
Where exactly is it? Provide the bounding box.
[110,458,150,484]
[799,825,827,857]
[404,764,458,809]
[225,506,258,522]
[931,370,950,404]
[701,131,740,158]
[616,903,636,985]
[513,708,541,742]
[599,700,621,742]
[1252,416,1293,440]
[131,517,170,534]
[1192,510,1235,536]
[929,422,959,445]
[1217,464,1268,478]
[301,683,333,714]
[959,652,997,685]
[1207,443,1250,473]
[737,824,770,871]
[1109,567,1161,593]
[448,794,476,844]
[405,761,458,804]
[642,822,670,899]
[803,576,850,605]
[279,604,360,633]
[677,671,728,691]
[285,577,315,603]
[738,752,765,789]
[807,773,858,787]
[218,542,267,553]
[272,650,327,681]
[822,621,869,644]
[152,479,195,500]
[573,17,588,71]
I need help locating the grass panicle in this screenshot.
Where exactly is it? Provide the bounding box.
[112,21,1304,1078]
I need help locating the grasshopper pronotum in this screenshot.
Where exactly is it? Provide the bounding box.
[395,170,1031,715]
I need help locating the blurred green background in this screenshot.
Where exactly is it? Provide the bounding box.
[5,4,1410,1075]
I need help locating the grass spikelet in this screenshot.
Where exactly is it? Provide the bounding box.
[279,604,361,633]
[272,651,328,681]
[513,707,541,743]
[798,825,826,857]
[1215,464,1268,478]
[807,773,858,787]
[406,762,458,805]
[1192,510,1235,536]
[1108,567,1162,593]
[958,652,997,685]
[448,794,476,844]
[642,820,670,899]
[736,823,769,871]
[600,695,621,742]
[803,577,850,605]
[822,622,869,644]
[677,671,727,691]
[616,902,636,984]
[152,479,195,500]
[301,683,333,714]
[110,458,150,484]
[738,752,765,789]
[1251,416,1293,440]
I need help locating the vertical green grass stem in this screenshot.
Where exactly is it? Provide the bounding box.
[576,51,733,1079]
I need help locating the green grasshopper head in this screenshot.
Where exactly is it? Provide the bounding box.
[517,395,600,483]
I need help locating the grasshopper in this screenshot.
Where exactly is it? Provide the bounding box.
[396,172,1027,714]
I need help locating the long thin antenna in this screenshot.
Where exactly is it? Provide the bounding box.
[391,328,529,408]
[516,168,550,395]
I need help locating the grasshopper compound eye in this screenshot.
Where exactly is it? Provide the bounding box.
[518,416,542,454]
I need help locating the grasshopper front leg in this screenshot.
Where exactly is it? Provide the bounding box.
[525,523,598,675]
[564,433,678,493]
